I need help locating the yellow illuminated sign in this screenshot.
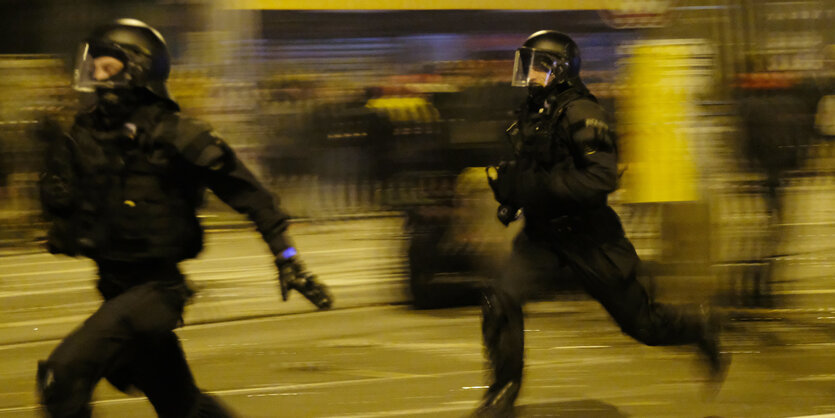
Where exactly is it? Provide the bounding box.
[618,40,709,203]
[223,0,613,9]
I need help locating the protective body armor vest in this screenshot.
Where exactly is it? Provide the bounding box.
[511,85,604,213]
[514,85,596,165]
[68,103,205,262]
[512,84,625,245]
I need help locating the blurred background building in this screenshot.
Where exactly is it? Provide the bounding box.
[0,0,832,309]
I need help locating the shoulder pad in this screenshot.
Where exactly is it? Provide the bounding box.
[568,118,611,135]
[564,98,608,124]
[564,100,616,155]
[154,114,235,171]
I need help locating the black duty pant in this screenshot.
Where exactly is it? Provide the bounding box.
[482,230,705,394]
[37,260,226,418]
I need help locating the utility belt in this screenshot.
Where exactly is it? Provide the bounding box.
[524,205,624,245]
[95,258,193,301]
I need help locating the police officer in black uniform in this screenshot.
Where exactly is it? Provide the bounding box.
[35,19,332,417]
[478,31,729,416]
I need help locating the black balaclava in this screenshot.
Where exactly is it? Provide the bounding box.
[93,87,154,129]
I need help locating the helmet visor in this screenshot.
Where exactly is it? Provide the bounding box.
[511,47,559,88]
[73,42,130,92]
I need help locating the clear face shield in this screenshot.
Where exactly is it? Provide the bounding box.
[511,47,561,88]
[73,42,130,92]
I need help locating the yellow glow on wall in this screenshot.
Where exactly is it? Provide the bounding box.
[618,41,703,203]
[222,0,612,9]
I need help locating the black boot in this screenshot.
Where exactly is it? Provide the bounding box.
[697,306,731,397]
[291,273,334,310]
[474,288,524,417]
[473,380,520,418]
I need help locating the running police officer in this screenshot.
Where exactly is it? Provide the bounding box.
[478,30,729,416]
[35,19,332,417]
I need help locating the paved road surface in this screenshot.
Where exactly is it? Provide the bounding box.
[2,217,835,417]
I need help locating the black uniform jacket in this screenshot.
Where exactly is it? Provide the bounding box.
[40,100,290,262]
[511,86,623,246]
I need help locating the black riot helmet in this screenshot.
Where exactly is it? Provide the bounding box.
[73,18,172,101]
[512,30,581,90]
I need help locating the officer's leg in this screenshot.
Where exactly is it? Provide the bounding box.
[98,280,233,417]
[572,237,728,381]
[477,232,558,416]
[36,292,141,417]
[479,285,523,415]
[130,332,234,418]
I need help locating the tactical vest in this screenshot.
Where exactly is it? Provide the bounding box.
[67,104,205,262]
[509,84,599,167]
[511,85,622,229]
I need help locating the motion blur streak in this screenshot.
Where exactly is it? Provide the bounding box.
[0,1,833,416]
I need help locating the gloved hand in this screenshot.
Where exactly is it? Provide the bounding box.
[486,160,518,206]
[37,116,77,216]
[487,161,523,226]
[275,247,333,310]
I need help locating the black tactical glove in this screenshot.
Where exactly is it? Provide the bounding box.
[486,160,517,205]
[275,247,333,310]
[34,115,76,213]
[486,161,521,226]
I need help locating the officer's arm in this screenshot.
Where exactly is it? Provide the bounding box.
[177,122,293,255]
[177,121,332,309]
[35,118,82,256]
[37,119,77,216]
[536,100,619,205]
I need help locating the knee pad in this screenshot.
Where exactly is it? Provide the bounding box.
[36,360,92,418]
